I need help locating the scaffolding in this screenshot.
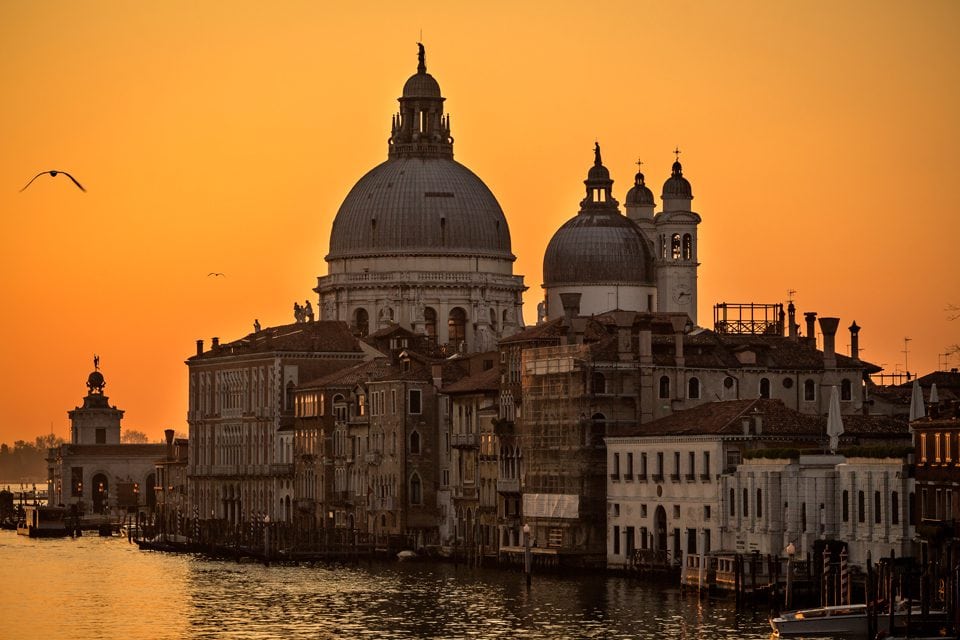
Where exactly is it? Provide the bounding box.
[714,302,785,336]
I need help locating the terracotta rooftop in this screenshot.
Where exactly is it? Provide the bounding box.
[188,321,362,361]
[442,365,500,394]
[626,398,907,440]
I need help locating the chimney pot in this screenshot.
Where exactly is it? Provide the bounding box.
[212,337,220,349]
[196,339,204,356]
[804,312,818,346]
[849,321,861,360]
[819,317,840,369]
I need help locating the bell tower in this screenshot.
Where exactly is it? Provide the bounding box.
[654,150,702,324]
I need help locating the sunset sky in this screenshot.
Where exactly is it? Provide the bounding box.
[1,1,957,445]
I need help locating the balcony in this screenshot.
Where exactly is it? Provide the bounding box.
[370,496,395,511]
[670,473,681,483]
[270,463,294,477]
[497,477,520,494]
[451,432,479,448]
[452,485,478,500]
[364,451,383,465]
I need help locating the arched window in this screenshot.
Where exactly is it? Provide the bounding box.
[671,234,681,260]
[424,307,437,338]
[759,378,771,399]
[448,307,467,344]
[409,431,420,455]
[682,234,692,260]
[841,379,852,401]
[353,308,369,336]
[804,379,816,402]
[592,372,606,395]
[490,308,498,333]
[286,381,295,412]
[410,473,422,505]
[659,376,671,399]
[688,377,701,400]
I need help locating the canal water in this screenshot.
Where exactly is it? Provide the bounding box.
[0,531,775,639]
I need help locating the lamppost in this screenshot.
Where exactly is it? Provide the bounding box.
[785,542,796,610]
[523,523,532,587]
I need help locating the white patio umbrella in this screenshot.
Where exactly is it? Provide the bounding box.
[909,379,926,422]
[827,385,844,453]
[930,383,939,405]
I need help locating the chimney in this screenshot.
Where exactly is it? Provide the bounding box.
[819,317,839,369]
[559,292,582,322]
[610,311,635,362]
[196,339,204,356]
[742,419,751,436]
[431,362,443,389]
[787,302,798,339]
[670,315,687,367]
[848,321,861,360]
[637,318,653,366]
[804,312,818,347]
[164,428,175,459]
[754,414,762,435]
[211,336,220,350]
[559,293,582,345]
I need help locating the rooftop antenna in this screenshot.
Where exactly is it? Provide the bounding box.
[902,337,912,377]
[787,289,797,304]
[939,352,950,371]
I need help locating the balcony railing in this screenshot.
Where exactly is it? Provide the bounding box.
[670,473,681,483]
[270,463,294,476]
[652,474,664,483]
[370,496,395,511]
[496,477,520,494]
[700,473,712,483]
[451,433,479,448]
[452,485,478,500]
[685,473,696,482]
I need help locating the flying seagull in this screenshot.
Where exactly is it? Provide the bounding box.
[20,170,86,192]
[208,272,225,277]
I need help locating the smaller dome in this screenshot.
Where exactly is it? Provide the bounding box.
[86,370,105,394]
[402,72,442,98]
[662,160,693,199]
[543,213,656,286]
[588,163,610,181]
[625,172,654,206]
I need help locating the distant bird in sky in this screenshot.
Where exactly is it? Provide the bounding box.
[208,272,225,277]
[20,170,86,192]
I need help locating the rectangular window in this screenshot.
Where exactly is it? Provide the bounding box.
[936,433,942,463]
[704,505,711,520]
[613,526,621,555]
[842,490,849,522]
[891,491,899,525]
[948,490,954,520]
[702,451,711,479]
[640,452,648,479]
[612,503,620,517]
[687,528,698,554]
[626,452,634,478]
[640,504,647,518]
[874,491,882,524]
[937,489,944,520]
[95,428,106,444]
[920,433,927,463]
[409,389,422,414]
[859,491,866,523]
[729,488,736,517]
[673,505,681,519]
[743,488,749,518]
[947,433,953,463]
[640,527,648,549]
[625,526,635,557]
[757,489,763,519]
[391,390,397,414]
[921,488,928,520]
[688,451,696,479]
[612,453,620,480]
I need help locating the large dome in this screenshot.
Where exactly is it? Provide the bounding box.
[326,157,514,260]
[543,213,655,286]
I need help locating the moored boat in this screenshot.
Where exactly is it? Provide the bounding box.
[15,505,68,538]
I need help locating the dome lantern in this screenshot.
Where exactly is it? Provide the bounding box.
[389,43,453,159]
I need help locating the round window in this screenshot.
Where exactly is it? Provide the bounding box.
[783,378,794,389]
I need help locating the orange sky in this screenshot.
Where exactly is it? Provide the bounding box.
[1,1,958,445]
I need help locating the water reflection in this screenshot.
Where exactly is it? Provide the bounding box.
[2,532,774,639]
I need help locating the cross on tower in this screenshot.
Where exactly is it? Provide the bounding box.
[673,146,682,161]
[636,158,644,170]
